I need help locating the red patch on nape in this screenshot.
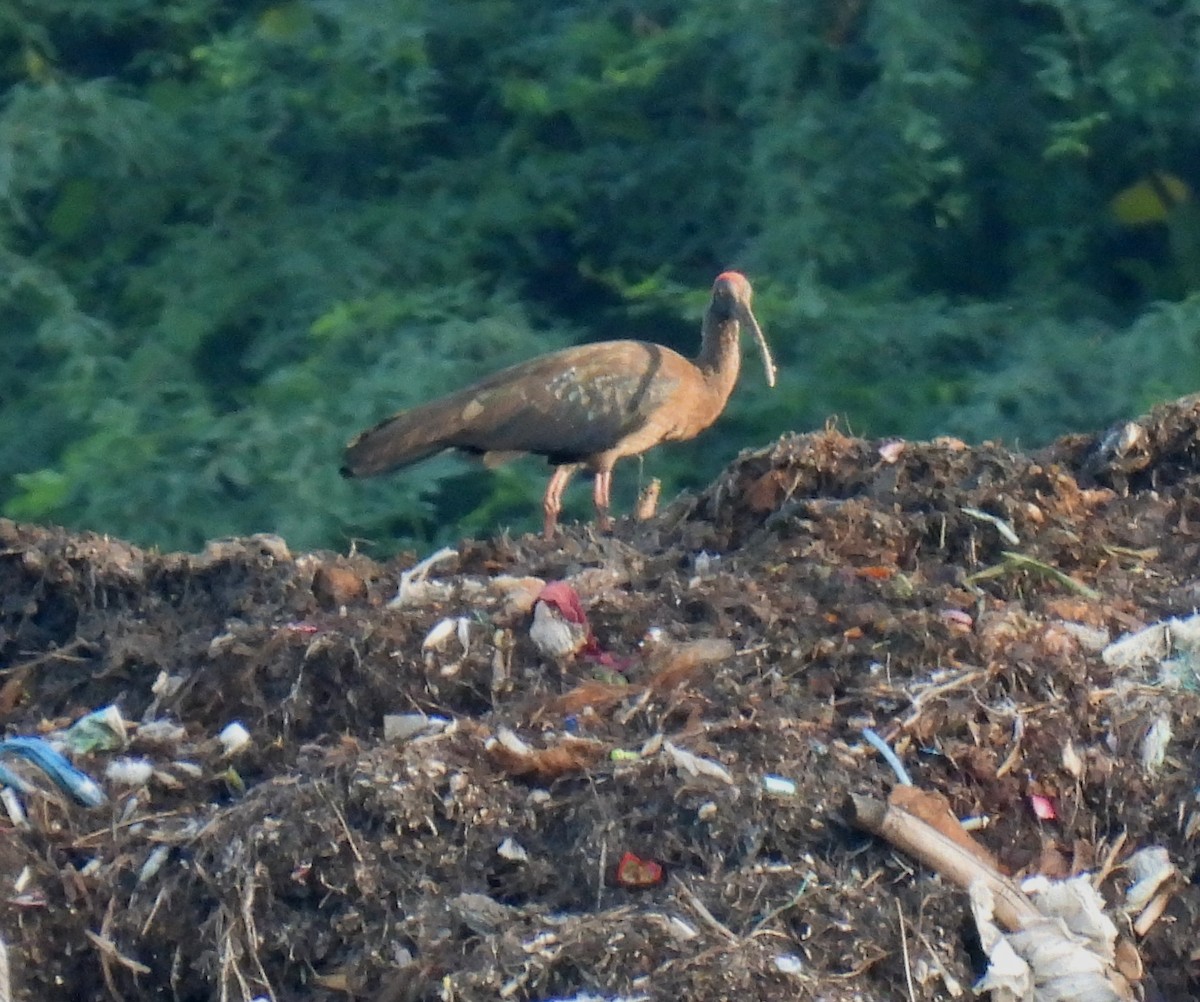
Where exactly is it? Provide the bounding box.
[714,270,746,285]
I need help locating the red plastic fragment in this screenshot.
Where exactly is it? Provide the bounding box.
[533,581,631,670]
[614,851,665,889]
[1030,793,1058,821]
[534,582,588,626]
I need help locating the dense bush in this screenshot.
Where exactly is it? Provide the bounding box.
[3,0,1200,553]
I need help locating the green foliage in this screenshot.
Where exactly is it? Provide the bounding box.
[3,0,1200,554]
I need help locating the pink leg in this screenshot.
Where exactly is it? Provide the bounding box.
[543,465,577,539]
[593,469,613,533]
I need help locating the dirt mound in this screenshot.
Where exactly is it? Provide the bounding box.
[2,398,1200,1001]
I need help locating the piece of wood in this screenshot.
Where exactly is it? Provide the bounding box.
[844,792,1043,931]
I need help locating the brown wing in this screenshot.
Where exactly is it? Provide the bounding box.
[341,341,686,477]
[447,341,688,460]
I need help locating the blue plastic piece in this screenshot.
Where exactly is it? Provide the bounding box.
[0,736,108,807]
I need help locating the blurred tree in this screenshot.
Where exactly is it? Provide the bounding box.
[3,0,1200,554]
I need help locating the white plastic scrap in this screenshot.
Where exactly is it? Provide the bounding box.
[151,670,185,700]
[663,742,734,785]
[1102,624,1168,669]
[145,671,185,720]
[762,774,797,796]
[973,928,1031,1002]
[137,844,171,886]
[1055,621,1110,653]
[534,995,649,1002]
[1123,847,1176,915]
[666,916,698,941]
[915,954,965,997]
[151,768,184,790]
[218,721,252,756]
[1159,614,1200,687]
[0,932,9,1002]
[422,617,459,651]
[687,551,721,589]
[492,727,533,757]
[1022,874,1119,948]
[104,758,155,787]
[388,547,458,608]
[382,714,450,742]
[1102,612,1200,685]
[773,953,804,975]
[1,787,27,829]
[497,837,529,862]
[134,720,188,747]
[422,616,472,656]
[1060,740,1084,781]
[1139,716,1172,773]
[1166,613,1200,649]
[971,875,1131,1002]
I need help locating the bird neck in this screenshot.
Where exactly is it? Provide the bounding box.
[695,316,741,400]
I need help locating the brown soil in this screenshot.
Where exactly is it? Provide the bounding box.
[3,396,1200,1001]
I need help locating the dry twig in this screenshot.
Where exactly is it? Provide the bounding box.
[0,934,11,1002]
[671,876,738,944]
[896,900,917,1002]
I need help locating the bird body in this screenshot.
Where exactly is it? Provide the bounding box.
[342,272,774,537]
[344,340,711,473]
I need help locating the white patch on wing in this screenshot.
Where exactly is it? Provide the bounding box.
[547,368,580,399]
[547,368,639,418]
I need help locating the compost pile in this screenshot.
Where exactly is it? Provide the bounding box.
[2,396,1200,1002]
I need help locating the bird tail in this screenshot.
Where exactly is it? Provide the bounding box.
[340,400,462,478]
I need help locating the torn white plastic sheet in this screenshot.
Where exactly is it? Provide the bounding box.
[971,875,1133,1002]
